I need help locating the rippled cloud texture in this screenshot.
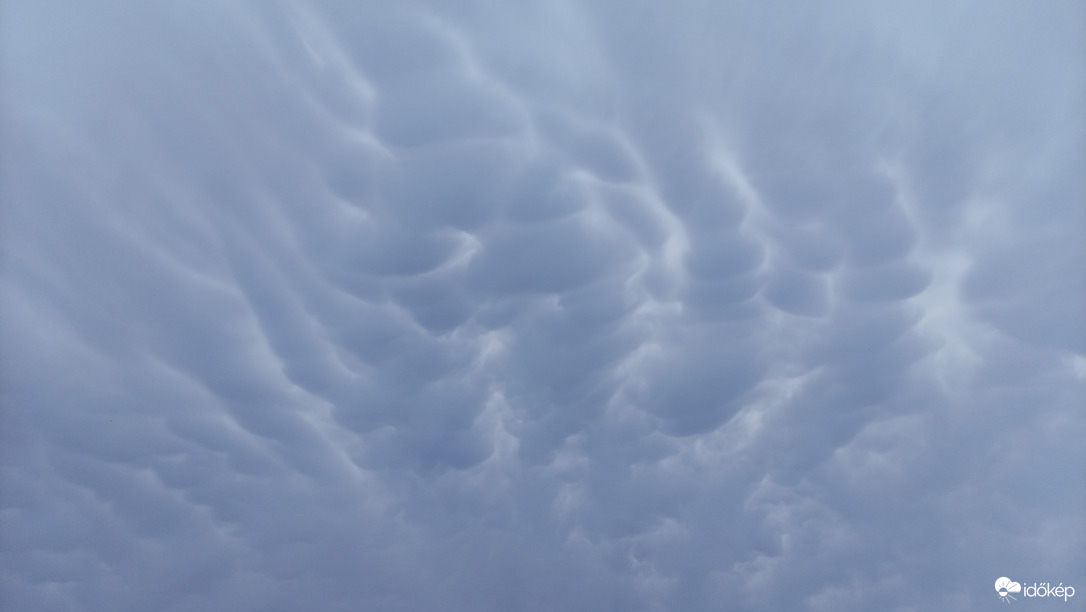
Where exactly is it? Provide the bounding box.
[3,1,1084,610]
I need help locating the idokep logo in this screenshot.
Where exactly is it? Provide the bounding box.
[996,577,1022,602]
[995,576,1076,603]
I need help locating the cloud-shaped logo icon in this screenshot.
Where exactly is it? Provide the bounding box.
[995,577,1022,602]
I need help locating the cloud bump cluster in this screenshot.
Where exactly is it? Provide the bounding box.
[2,1,1083,610]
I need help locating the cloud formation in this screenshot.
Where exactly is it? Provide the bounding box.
[2,0,1083,610]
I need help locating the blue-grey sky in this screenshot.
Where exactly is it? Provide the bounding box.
[2,1,1084,610]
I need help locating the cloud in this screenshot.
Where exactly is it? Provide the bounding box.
[2,0,1083,610]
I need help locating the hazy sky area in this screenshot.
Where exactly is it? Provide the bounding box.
[2,1,1084,610]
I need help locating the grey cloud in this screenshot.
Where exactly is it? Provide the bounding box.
[390,268,475,334]
[771,224,844,273]
[506,157,590,223]
[374,71,523,148]
[598,186,670,250]
[2,0,1083,610]
[684,233,764,282]
[634,331,766,436]
[383,141,523,231]
[467,217,632,297]
[765,266,830,317]
[839,261,931,303]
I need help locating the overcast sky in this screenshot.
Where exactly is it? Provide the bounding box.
[2,1,1084,610]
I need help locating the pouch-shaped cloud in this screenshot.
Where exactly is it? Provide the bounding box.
[2,0,1083,610]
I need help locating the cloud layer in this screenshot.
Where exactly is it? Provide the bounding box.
[2,1,1083,610]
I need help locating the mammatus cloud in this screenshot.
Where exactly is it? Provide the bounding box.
[2,0,1083,610]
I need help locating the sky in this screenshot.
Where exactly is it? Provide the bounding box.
[1,1,1084,610]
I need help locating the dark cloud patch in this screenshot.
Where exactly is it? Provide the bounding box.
[684,233,764,282]
[467,217,631,297]
[535,112,640,183]
[837,179,917,266]
[598,186,670,250]
[960,189,1086,354]
[840,261,931,303]
[343,221,464,278]
[765,266,831,317]
[771,224,844,273]
[505,157,590,224]
[493,281,641,462]
[630,330,766,436]
[684,277,764,323]
[390,268,475,334]
[383,141,523,231]
[754,173,840,223]
[374,69,523,148]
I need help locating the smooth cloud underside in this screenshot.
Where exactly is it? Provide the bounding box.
[2,1,1084,611]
